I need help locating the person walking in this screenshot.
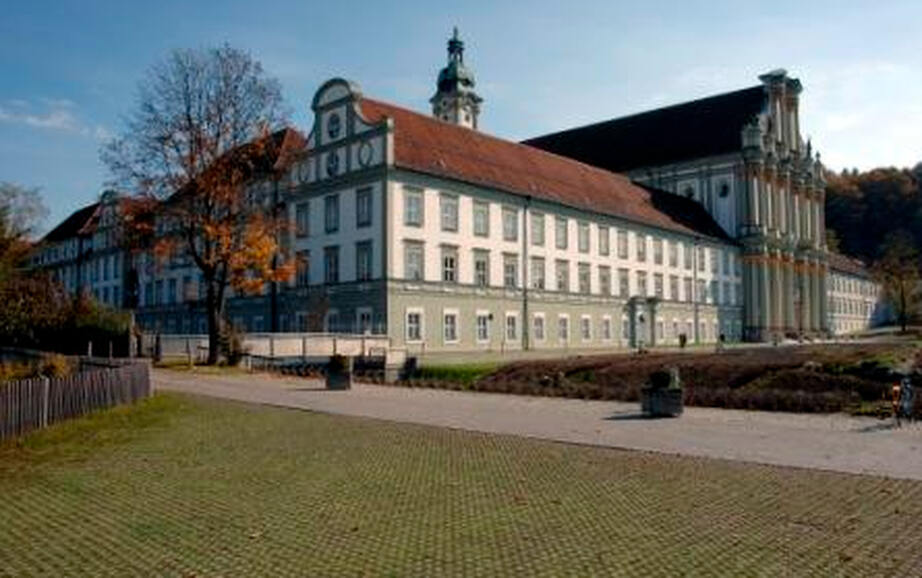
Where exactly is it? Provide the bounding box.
[892,380,903,428]
[900,376,915,424]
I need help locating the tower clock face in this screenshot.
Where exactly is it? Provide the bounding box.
[327,113,341,140]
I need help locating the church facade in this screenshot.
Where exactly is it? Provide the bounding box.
[525,70,838,341]
[33,31,880,350]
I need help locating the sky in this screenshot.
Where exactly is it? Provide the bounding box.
[2,0,921,233]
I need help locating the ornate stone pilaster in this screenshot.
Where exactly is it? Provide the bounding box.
[783,253,796,333]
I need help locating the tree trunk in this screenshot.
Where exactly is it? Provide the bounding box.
[205,280,224,365]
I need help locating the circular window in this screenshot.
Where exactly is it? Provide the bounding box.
[358,141,373,167]
[326,152,339,177]
[327,113,341,140]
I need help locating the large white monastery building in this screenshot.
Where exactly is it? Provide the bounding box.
[33,30,882,352]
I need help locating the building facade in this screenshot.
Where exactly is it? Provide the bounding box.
[826,253,881,335]
[526,70,836,341]
[31,190,131,309]
[35,31,881,352]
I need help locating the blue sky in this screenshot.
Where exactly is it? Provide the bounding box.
[2,0,921,232]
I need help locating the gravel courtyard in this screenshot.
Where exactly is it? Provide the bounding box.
[154,369,922,480]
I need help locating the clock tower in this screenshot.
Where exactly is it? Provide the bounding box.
[430,27,482,130]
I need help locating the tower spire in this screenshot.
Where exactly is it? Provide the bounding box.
[430,28,482,129]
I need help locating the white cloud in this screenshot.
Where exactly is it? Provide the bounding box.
[0,98,110,141]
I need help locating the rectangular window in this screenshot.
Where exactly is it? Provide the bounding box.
[698,246,706,272]
[618,268,630,298]
[404,187,423,227]
[601,317,612,341]
[503,254,518,288]
[558,316,569,342]
[578,222,590,253]
[711,280,719,304]
[296,251,310,287]
[443,312,458,343]
[697,279,708,303]
[555,259,570,292]
[599,265,611,296]
[295,202,310,238]
[440,194,459,232]
[144,282,153,307]
[723,281,731,305]
[324,194,339,233]
[168,278,177,304]
[533,315,545,341]
[505,314,518,341]
[324,246,340,283]
[113,255,120,279]
[578,262,591,294]
[442,247,458,283]
[356,187,372,228]
[636,233,647,262]
[722,250,730,276]
[669,275,679,301]
[474,250,490,287]
[406,311,422,341]
[473,201,490,237]
[617,229,629,259]
[357,309,373,334]
[555,217,568,250]
[356,241,372,281]
[598,226,610,256]
[637,271,648,297]
[531,213,545,246]
[580,316,591,341]
[476,313,490,342]
[653,238,663,265]
[404,242,424,281]
[669,241,678,268]
[711,249,719,274]
[530,256,545,290]
[684,277,693,303]
[502,207,518,242]
[654,273,664,298]
[113,286,121,308]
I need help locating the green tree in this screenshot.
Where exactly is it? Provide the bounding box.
[873,230,921,332]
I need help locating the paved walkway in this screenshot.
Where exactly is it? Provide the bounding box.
[153,370,922,480]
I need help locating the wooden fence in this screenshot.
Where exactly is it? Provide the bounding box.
[0,361,151,440]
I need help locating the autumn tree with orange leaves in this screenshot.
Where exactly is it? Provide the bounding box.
[103,44,300,363]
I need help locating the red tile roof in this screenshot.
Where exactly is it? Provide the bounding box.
[358,98,730,241]
[827,252,871,278]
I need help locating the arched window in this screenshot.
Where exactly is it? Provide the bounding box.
[683,186,695,199]
[719,183,730,198]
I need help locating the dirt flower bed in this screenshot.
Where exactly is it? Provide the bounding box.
[404,344,920,415]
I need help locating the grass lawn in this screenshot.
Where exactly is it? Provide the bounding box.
[2,394,922,576]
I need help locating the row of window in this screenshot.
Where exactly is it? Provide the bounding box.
[295,241,374,286]
[403,242,742,305]
[829,297,873,318]
[403,187,740,275]
[294,187,373,238]
[831,275,876,297]
[406,309,741,345]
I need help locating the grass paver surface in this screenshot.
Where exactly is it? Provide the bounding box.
[2,393,922,576]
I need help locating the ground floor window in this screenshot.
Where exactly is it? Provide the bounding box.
[580,316,591,341]
[558,316,569,342]
[476,313,490,342]
[443,311,458,343]
[406,311,422,341]
[601,317,612,341]
[505,313,518,341]
[621,316,630,340]
[357,308,373,334]
[533,314,545,341]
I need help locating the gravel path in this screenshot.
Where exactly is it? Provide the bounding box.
[153,369,922,480]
